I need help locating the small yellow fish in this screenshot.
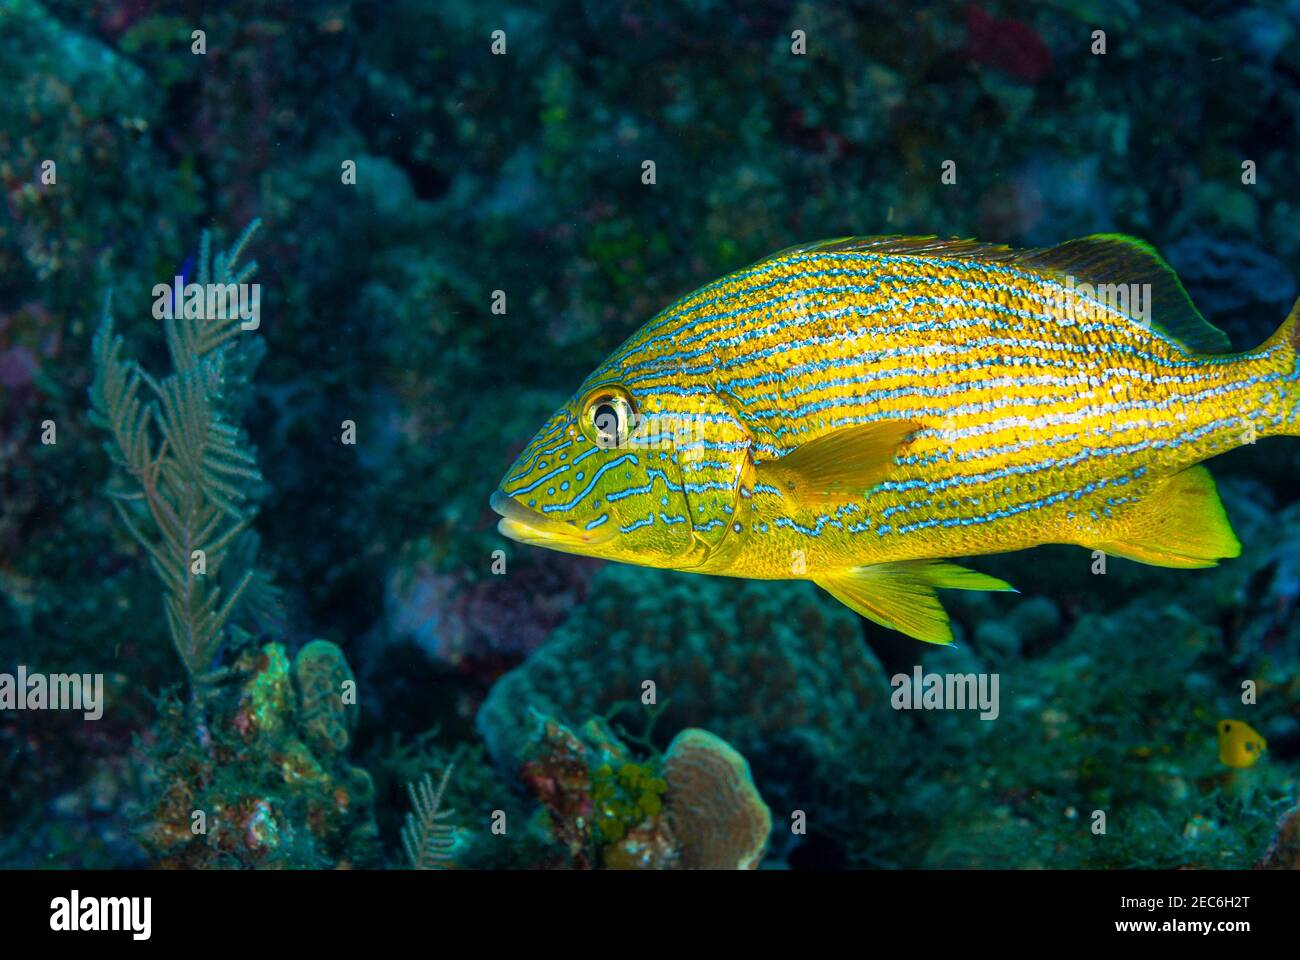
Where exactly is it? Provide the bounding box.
[1218,719,1267,768]
[492,235,1300,643]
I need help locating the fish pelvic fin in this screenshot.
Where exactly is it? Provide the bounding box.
[814,559,1015,645]
[1093,465,1241,569]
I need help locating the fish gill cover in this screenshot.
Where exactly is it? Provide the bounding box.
[0,0,1296,896]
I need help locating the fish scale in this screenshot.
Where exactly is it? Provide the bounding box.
[493,235,1300,643]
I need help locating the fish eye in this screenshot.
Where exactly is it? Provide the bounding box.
[581,389,635,449]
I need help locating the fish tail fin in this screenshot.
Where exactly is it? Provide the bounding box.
[1260,293,1300,355]
[1255,294,1300,437]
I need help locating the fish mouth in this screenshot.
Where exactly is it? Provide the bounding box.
[489,490,617,550]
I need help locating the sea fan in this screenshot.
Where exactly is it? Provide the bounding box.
[401,766,458,869]
[89,221,276,694]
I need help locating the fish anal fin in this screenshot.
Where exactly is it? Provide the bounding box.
[815,559,1015,645]
[761,421,919,503]
[1094,465,1241,569]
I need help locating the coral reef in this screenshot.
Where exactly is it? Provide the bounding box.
[1,0,1298,872]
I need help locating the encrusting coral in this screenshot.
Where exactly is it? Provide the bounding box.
[140,639,380,869]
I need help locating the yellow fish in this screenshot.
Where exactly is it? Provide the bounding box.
[1218,719,1267,768]
[492,235,1300,643]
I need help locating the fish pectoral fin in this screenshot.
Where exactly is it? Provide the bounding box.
[1093,465,1241,569]
[815,559,1016,645]
[760,420,920,503]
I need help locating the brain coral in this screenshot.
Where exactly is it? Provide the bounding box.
[477,564,890,772]
[663,728,771,869]
[294,639,358,756]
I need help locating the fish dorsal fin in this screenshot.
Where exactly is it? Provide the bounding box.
[753,235,1021,267]
[815,560,1016,644]
[1093,464,1241,568]
[1015,234,1230,353]
[758,421,919,502]
[758,233,1230,354]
